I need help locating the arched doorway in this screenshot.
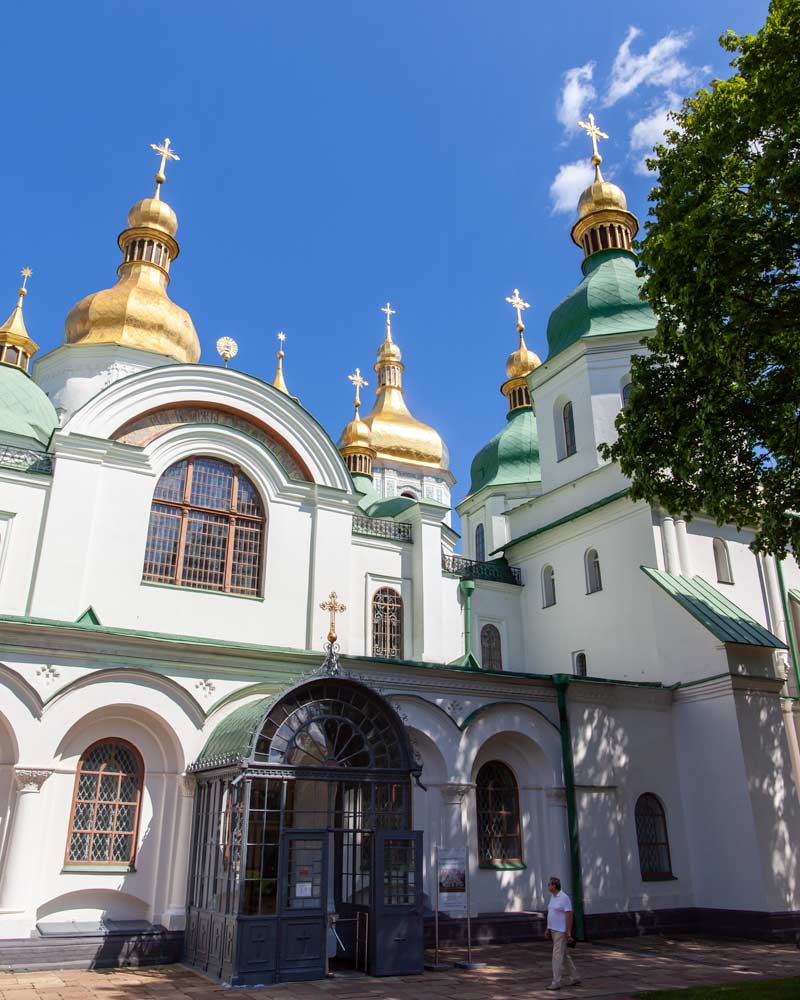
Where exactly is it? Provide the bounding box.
[184,677,424,986]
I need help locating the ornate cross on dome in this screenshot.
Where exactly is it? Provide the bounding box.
[505,288,530,331]
[320,591,346,644]
[348,368,368,410]
[150,137,180,195]
[577,113,608,174]
[20,267,32,289]
[381,302,396,337]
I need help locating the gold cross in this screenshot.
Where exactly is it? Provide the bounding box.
[150,137,180,190]
[277,331,286,345]
[577,113,608,165]
[320,591,346,643]
[505,288,530,330]
[348,367,368,409]
[20,267,32,292]
[380,302,396,336]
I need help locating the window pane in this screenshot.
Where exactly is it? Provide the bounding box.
[373,588,403,658]
[154,460,187,503]
[231,519,262,594]
[476,761,522,863]
[181,511,229,589]
[142,505,182,582]
[189,458,233,511]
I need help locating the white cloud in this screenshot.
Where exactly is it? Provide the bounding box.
[550,159,594,215]
[629,93,681,174]
[557,62,596,131]
[605,26,698,106]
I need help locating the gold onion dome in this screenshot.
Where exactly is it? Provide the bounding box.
[505,332,541,379]
[0,268,38,372]
[360,304,449,470]
[339,368,376,477]
[501,290,539,412]
[64,138,200,364]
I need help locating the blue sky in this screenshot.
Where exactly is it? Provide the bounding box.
[2,0,768,520]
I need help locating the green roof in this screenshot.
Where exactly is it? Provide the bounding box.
[642,567,786,648]
[351,472,416,518]
[467,406,540,498]
[546,249,656,359]
[191,695,277,770]
[0,365,58,447]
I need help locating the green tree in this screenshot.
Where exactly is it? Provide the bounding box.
[601,0,800,556]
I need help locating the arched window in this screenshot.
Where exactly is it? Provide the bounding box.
[573,651,587,677]
[142,456,266,595]
[372,587,403,658]
[585,548,602,594]
[635,793,674,880]
[542,564,556,608]
[713,537,734,584]
[476,761,522,864]
[475,523,486,562]
[65,739,143,867]
[480,624,502,670]
[621,381,633,408]
[563,401,577,457]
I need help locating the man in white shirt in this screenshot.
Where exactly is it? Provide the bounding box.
[545,876,580,990]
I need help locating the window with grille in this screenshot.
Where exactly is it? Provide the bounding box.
[372,587,403,659]
[65,740,143,867]
[563,401,576,457]
[621,381,633,408]
[476,760,522,864]
[480,624,502,670]
[475,523,485,562]
[585,547,602,594]
[142,456,266,595]
[635,793,674,880]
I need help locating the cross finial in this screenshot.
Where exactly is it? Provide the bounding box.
[277,331,286,356]
[348,367,368,412]
[577,113,608,178]
[380,302,396,338]
[505,288,530,331]
[320,590,346,644]
[19,267,32,298]
[150,137,180,197]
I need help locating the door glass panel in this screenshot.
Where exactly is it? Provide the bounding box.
[286,780,329,829]
[383,839,416,905]
[287,839,324,909]
[340,830,371,904]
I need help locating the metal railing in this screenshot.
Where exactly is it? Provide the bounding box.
[352,516,413,542]
[442,551,523,586]
[0,444,53,475]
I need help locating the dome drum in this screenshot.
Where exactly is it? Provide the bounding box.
[118,226,179,276]
[571,206,638,260]
[501,376,532,412]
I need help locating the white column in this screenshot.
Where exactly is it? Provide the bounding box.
[161,775,196,930]
[439,783,470,848]
[661,515,680,574]
[0,769,53,913]
[675,518,693,577]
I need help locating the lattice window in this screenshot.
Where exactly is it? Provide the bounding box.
[635,793,673,880]
[480,624,502,670]
[65,739,143,867]
[372,587,403,659]
[142,456,266,595]
[476,760,522,864]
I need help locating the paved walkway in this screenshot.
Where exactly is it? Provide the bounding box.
[1,938,800,999]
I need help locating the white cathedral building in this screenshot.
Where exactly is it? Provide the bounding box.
[0,134,798,984]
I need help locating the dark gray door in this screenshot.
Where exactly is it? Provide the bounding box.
[372,830,424,976]
[277,833,328,982]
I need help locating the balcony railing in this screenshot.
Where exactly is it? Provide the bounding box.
[442,551,523,586]
[0,445,53,476]
[353,516,413,542]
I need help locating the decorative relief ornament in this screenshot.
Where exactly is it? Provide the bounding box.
[440,782,471,803]
[216,337,238,367]
[195,679,216,699]
[35,665,60,685]
[14,768,53,792]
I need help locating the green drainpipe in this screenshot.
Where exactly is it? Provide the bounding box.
[552,673,585,940]
[776,560,800,698]
[460,578,476,658]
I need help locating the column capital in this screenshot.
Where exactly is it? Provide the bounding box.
[440,782,472,804]
[179,774,196,798]
[14,768,53,792]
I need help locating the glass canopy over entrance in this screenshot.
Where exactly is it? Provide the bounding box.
[185,676,425,985]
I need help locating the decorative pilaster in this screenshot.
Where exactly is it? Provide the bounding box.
[440,782,471,849]
[0,768,53,912]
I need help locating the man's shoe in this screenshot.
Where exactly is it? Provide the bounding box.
[546,986,561,992]
[566,980,581,986]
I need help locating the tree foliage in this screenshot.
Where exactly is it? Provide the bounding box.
[600,0,800,556]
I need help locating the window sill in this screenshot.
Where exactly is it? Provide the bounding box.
[716,580,734,586]
[556,453,577,464]
[585,590,603,596]
[479,861,526,871]
[61,865,136,874]
[542,603,556,610]
[641,874,678,882]
[141,580,264,602]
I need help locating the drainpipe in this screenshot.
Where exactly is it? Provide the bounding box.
[776,560,800,698]
[459,579,476,660]
[552,673,585,940]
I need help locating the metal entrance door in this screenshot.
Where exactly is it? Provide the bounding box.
[372,830,424,976]
[277,833,328,982]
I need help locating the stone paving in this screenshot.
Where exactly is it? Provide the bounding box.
[1,938,800,1000]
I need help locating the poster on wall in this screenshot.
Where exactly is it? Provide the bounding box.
[437,846,467,914]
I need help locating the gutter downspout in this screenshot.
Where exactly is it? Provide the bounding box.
[776,560,800,698]
[460,579,475,659]
[553,673,585,940]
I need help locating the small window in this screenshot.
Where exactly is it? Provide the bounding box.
[563,402,576,457]
[476,761,521,864]
[585,548,602,594]
[573,651,587,677]
[400,490,417,500]
[635,793,674,880]
[373,587,403,658]
[621,381,633,408]
[480,624,502,670]
[713,537,733,584]
[542,564,556,608]
[475,523,486,562]
[4,346,19,366]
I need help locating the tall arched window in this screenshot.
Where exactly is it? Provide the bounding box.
[476,761,522,865]
[475,523,486,562]
[65,740,143,867]
[563,401,577,457]
[621,381,633,408]
[713,537,734,584]
[372,587,403,658]
[142,456,266,595]
[585,547,602,594]
[542,564,556,608]
[480,624,502,670]
[635,793,674,880]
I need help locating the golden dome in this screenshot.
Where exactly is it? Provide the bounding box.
[127,196,178,238]
[577,178,628,218]
[505,330,541,379]
[339,414,371,450]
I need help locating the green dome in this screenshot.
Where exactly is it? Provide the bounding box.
[468,406,540,497]
[546,249,656,359]
[0,365,58,447]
